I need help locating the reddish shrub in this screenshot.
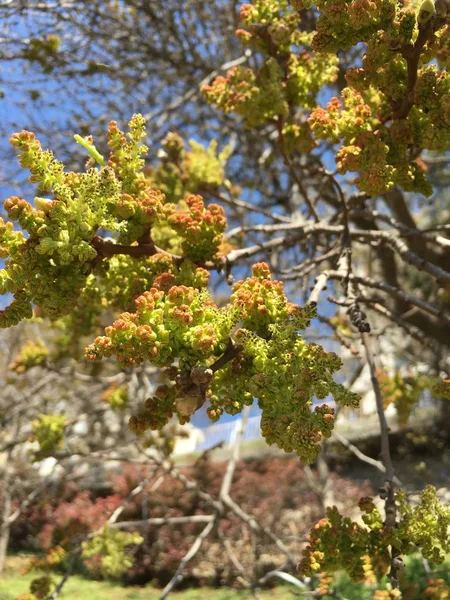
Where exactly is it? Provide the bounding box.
[11,455,372,586]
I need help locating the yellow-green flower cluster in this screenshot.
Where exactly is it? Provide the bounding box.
[89,263,360,461]
[204,0,450,197]
[8,340,49,374]
[85,284,234,370]
[312,0,396,52]
[105,116,171,244]
[423,577,450,599]
[0,216,25,261]
[378,368,431,427]
[237,0,299,54]
[31,414,66,460]
[286,36,340,108]
[203,59,289,128]
[202,1,338,131]
[29,575,53,600]
[2,129,119,323]
[300,502,390,580]
[307,1,450,196]
[309,90,376,144]
[300,485,450,580]
[81,527,143,579]
[146,134,232,204]
[101,383,129,410]
[100,253,210,312]
[230,261,298,335]
[182,140,232,190]
[309,86,434,196]
[129,385,178,433]
[0,116,230,328]
[395,486,450,563]
[167,194,227,261]
[209,300,360,464]
[22,34,60,74]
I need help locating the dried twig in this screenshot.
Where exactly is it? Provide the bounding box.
[332,431,402,486]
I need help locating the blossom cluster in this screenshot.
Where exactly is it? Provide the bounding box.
[100,253,210,313]
[88,263,360,462]
[81,527,144,579]
[202,0,450,197]
[307,1,450,196]
[101,382,129,410]
[377,368,431,427]
[18,546,66,600]
[312,0,396,53]
[377,369,450,426]
[8,340,49,374]
[166,194,226,261]
[202,0,338,143]
[148,134,232,203]
[423,577,450,599]
[30,414,66,461]
[0,116,228,328]
[210,321,359,463]
[300,485,450,579]
[85,283,234,369]
[17,575,54,600]
[21,491,143,597]
[22,34,60,74]
[1,128,117,323]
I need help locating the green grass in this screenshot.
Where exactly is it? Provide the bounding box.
[0,558,292,600]
[0,571,294,600]
[1,554,449,600]
[0,572,271,600]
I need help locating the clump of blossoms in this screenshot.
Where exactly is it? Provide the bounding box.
[300,485,450,580]
[202,60,289,128]
[423,578,450,599]
[1,127,120,324]
[209,309,359,463]
[378,369,450,426]
[377,368,432,427]
[19,547,67,600]
[166,194,226,262]
[81,527,143,579]
[203,0,450,197]
[85,283,234,369]
[8,340,49,374]
[311,0,396,53]
[100,253,210,312]
[372,590,402,599]
[101,383,129,410]
[30,414,66,460]
[307,0,450,196]
[22,34,60,74]
[0,115,227,327]
[87,263,360,463]
[147,134,232,203]
[202,0,338,148]
[17,575,54,600]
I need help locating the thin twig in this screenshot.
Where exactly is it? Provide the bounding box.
[159,518,217,600]
[109,515,214,529]
[361,333,395,483]
[332,431,402,486]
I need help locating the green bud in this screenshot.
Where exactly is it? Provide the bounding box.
[34,197,52,214]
